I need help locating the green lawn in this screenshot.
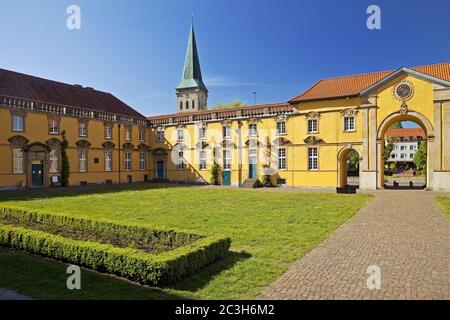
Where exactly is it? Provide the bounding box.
[437,196,450,219]
[0,185,372,299]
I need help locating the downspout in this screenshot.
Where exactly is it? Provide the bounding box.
[118,124,121,184]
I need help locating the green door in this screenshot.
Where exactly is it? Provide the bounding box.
[248,149,258,179]
[31,164,44,187]
[249,164,257,179]
[156,161,165,179]
[222,171,231,186]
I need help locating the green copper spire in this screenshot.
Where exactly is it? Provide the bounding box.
[176,20,208,92]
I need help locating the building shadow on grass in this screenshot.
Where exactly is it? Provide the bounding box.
[0,182,199,202]
[167,251,252,293]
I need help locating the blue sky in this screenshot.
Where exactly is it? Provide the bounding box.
[0,0,449,117]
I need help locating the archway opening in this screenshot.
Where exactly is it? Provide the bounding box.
[338,148,360,190]
[382,119,427,189]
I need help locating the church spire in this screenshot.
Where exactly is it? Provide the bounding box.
[176,19,208,92]
[176,18,208,112]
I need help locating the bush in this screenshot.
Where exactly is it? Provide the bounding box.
[262,175,274,187]
[0,206,231,285]
[210,163,220,185]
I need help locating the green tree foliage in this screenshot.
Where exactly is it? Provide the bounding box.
[212,99,247,109]
[384,137,395,167]
[346,150,360,173]
[390,121,403,129]
[60,131,70,187]
[413,141,427,171]
[210,163,220,185]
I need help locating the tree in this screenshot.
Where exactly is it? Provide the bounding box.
[384,137,395,168]
[212,99,247,109]
[210,163,220,185]
[390,122,403,129]
[60,131,70,187]
[347,150,360,173]
[413,141,427,172]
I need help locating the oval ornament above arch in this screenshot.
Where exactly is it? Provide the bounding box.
[393,80,414,102]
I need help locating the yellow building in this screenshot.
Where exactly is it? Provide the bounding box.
[1,23,449,191]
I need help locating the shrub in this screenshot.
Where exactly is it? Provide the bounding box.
[210,163,220,185]
[0,206,231,285]
[60,131,70,187]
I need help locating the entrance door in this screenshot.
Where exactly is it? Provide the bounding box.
[156,160,165,179]
[248,149,257,179]
[222,171,231,186]
[31,164,44,187]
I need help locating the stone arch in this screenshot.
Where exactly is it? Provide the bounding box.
[337,146,362,188]
[376,110,434,189]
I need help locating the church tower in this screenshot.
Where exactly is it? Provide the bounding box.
[176,20,208,113]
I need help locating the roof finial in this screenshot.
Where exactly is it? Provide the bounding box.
[191,13,194,25]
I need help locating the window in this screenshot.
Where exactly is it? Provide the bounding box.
[177,128,184,141]
[176,151,185,170]
[249,123,257,137]
[49,119,59,134]
[223,149,231,170]
[410,153,414,158]
[391,154,396,159]
[199,150,207,170]
[139,129,145,142]
[186,101,189,109]
[12,149,24,174]
[343,116,355,132]
[199,127,207,140]
[277,121,286,135]
[104,126,112,139]
[156,130,165,143]
[401,154,405,159]
[410,145,414,151]
[79,150,87,172]
[192,100,195,109]
[308,147,318,171]
[124,128,132,141]
[124,152,132,171]
[49,150,59,173]
[278,148,286,170]
[139,153,146,171]
[104,152,112,172]
[12,115,24,132]
[79,122,88,137]
[400,145,405,151]
[223,126,231,139]
[180,101,183,110]
[307,119,318,133]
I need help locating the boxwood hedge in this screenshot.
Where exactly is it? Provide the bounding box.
[0,206,231,285]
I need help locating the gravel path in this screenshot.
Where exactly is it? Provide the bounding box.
[259,190,450,299]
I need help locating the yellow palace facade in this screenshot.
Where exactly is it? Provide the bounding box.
[0,23,449,191]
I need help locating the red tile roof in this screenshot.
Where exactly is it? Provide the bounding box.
[386,128,426,139]
[290,62,450,103]
[0,68,145,119]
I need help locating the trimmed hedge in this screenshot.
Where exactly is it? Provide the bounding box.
[0,206,231,285]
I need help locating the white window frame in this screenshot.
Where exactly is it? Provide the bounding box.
[199,150,207,170]
[308,147,318,171]
[12,115,24,132]
[307,119,318,134]
[199,127,207,140]
[177,128,184,141]
[139,129,145,142]
[124,152,132,171]
[13,149,24,174]
[223,126,231,139]
[79,150,87,173]
[156,130,165,143]
[49,119,59,135]
[223,149,231,170]
[79,122,88,137]
[343,116,355,132]
[104,152,112,172]
[278,148,286,170]
[249,123,257,137]
[124,128,132,141]
[277,121,286,135]
[139,153,146,171]
[49,149,59,173]
[104,126,112,140]
[176,150,185,170]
